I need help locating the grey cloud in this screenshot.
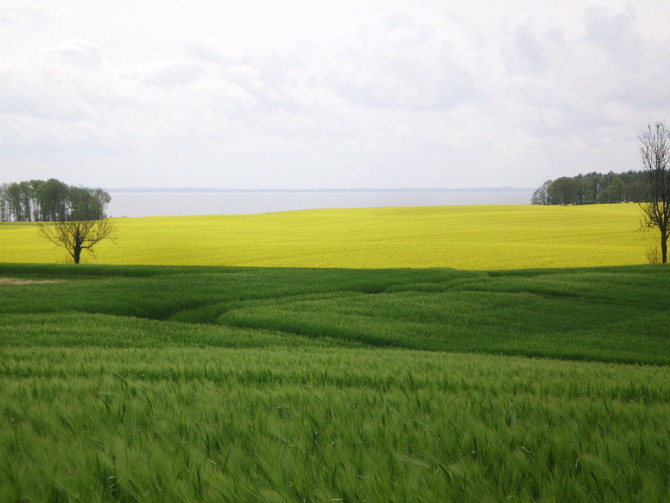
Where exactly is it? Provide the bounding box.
[580,4,670,114]
[502,23,563,75]
[45,39,104,69]
[494,3,667,147]
[318,15,479,111]
[4,2,669,190]
[184,14,479,113]
[183,41,226,64]
[2,41,167,154]
[382,13,437,52]
[0,6,48,27]
[1,40,141,124]
[140,61,204,89]
[583,3,646,67]
[1,67,94,121]
[607,42,670,111]
[182,40,303,113]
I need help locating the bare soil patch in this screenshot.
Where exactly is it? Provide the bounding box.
[0,278,63,286]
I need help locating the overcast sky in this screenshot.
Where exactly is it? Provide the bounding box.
[1,1,669,190]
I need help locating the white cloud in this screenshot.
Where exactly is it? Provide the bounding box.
[1,1,669,189]
[0,5,48,28]
[138,60,204,90]
[45,39,104,69]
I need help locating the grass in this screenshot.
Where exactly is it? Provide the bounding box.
[1,263,669,363]
[3,347,669,502]
[1,263,670,501]
[0,203,655,269]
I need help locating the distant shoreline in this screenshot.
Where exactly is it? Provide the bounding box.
[107,187,534,194]
[105,188,536,217]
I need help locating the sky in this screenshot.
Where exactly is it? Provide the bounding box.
[1,1,669,190]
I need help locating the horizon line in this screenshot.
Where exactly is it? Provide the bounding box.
[106,186,535,193]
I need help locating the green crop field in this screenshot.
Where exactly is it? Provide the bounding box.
[1,263,669,502]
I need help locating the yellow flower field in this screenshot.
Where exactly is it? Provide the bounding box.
[0,204,655,270]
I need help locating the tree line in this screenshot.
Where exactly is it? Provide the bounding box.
[0,179,115,263]
[531,121,669,264]
[531,170,648,206]
[0,179,111,222]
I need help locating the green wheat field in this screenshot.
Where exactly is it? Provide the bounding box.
[1,262,669,502]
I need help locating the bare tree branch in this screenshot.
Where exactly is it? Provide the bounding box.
[39,218,116,264]
[638,122,670,263]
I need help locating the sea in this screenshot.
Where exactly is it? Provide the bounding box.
[106,188,536,218]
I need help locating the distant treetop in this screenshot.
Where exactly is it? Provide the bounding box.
[0,179,111,222]
[531,170,647,205]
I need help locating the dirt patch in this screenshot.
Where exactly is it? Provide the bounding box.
[0,278,63,286]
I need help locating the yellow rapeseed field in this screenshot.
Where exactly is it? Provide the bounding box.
[0,204,655,270]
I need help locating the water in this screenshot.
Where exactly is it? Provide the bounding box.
[106,189,535,218]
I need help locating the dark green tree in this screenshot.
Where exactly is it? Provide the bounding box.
[0,184,9,221]
[5,183,24,221]
[33,179,69,221]
[547,177,578,205]
[531,180,552,205]
[30,181,117,264]
[599,177,627,203]
[531,171,649,206]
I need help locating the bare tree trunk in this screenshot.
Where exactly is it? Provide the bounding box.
[40,219,115,264]
[638,122,670,264]
[73,246,82,264]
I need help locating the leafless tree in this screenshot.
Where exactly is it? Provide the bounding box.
[638,121,670,263]
[40,218,116,264]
